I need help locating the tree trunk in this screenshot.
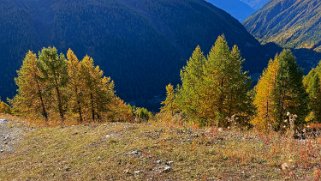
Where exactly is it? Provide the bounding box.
[75,87,83,123]
[55,86,65,126]
[36,80,48,123]
[90,92,95,122]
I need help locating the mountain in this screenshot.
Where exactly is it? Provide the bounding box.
[244,0,321,51]
[241,0,270,10]
[0,0,275,109]
[207,0,255,21]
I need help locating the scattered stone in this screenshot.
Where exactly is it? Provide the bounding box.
[0,149,4,153]
[166,161,174,165]
[0,119,8,124]
[129,150,142,157]
[192,133,199,138]
[218,128,223,132]
[123,169,130,174]
[163,165,172,173]
[156,160,162,164]
[106,135,112,139]
[134,170,142,175]
[3,135,9,141]
[64,166,71,172]
[281,163,289,171]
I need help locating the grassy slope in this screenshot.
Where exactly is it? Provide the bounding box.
[0,121,321,180]
[244,0,321,50]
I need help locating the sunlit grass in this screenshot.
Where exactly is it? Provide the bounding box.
[0,120,320,180]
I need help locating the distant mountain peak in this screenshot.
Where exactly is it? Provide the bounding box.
[207,0,255,21]
[241,0,270,10]
[207,0,270,22]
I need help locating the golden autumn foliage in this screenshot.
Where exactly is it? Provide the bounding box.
[252,58,280,131]
[161,84,177,116]
[253,50,308,132]
[11,51,50,121]
[11,48,133,125]
[0,101,11,114]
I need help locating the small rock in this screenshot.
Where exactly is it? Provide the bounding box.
[281,163,289,171]
[0,119,8,124]
[134,170,141,175]
[156,160,162,164]
[129,150,142,157]
[3,135,9,141]
[218,128,223,132]
[105,135,112,139]
[0,150,4,153]
[192,133,199,138]
[163,165,172,173]
[65,167,71,172]
[123,169,130,174]
[166,161,174,165]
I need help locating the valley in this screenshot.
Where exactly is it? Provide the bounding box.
[2,1,321,180]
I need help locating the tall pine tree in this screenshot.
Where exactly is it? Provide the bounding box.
[66,49,84,123]
[80,56,115,122]
[176,45,206,123]
[303,63,321,123]
[199,36,252,127]
[12,51,50,121]
[273,50,308,130]
[173,36,252,127]
[253,57,280,131]
[253,50,308,131]
[38,47,69,124]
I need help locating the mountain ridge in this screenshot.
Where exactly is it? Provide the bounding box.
[207,0,255,21]
[244,0,321,51]
[241,0,269,10]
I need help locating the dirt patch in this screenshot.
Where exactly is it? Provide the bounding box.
[0,119,29,154]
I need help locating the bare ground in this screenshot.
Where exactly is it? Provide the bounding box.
[0,118,29,153]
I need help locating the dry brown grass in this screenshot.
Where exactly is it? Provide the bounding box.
[0,117,321,180]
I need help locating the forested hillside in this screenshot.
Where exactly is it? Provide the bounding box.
[0,0,273,109]
[244,0,321,51]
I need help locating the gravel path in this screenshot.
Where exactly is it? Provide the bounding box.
[0,119,26,154]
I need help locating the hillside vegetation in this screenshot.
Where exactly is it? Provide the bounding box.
[244,0,321,51]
